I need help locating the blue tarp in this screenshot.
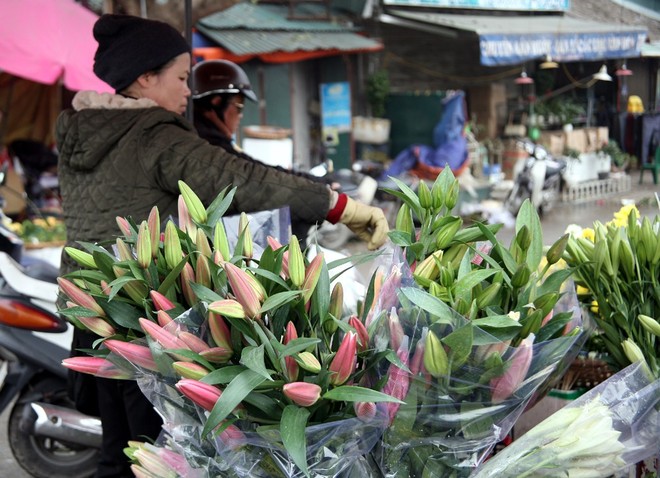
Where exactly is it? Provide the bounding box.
[380,91,468,179]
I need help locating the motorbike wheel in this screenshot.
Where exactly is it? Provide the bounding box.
[8,376,98,478]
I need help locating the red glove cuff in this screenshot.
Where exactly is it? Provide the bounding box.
[326,193,348,224]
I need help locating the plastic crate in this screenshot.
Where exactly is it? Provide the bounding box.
[562,175,632,203]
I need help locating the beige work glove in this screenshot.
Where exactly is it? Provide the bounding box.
[339,197,389,250]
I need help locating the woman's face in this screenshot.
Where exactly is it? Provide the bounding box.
[213,94,245,136]
[142,53,191,114]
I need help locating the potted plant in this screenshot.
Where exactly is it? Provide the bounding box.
[353,70,391,144]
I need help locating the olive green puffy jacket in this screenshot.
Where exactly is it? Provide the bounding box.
[56,91,330,274]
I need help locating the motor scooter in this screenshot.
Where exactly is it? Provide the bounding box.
[504,139,566,217]
[0,166,100,478]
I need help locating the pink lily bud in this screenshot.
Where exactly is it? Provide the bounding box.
[175,378,221,411]
[62,357,132,379]
[139,318,191,355]
[267,236,289,278]
[200,346,233,364]
[284,321,299,381]
[490,334,535,403]
[57,277,105,317]
[130,464,152,478]
[178,331,210,353]
[218,424,245,450]
[116,216,133,238]
[78,316,116,338]
[195,228,212,258]
[195,254,211,289]
[367,266,402,328]
[104,340,158,371]
[287,235,305,287]
[132,446,175,478]
[147,206,161,258]
[354,401,377,421]
[136,220,152,269]
[156,310,174,328]
[238,212,253,265]
[145,444,191,477]
[100,280,111,296]
[365,268,385,328]
[283,382,322,407]
[164,221,183,270]
[213,250,225,266]
[388,307,404,352]
[114,238,134,262]
[302,253,324,304]
[348,316,369,352]
[208,312,233,350]
[382,337,410,424]
[213,222,231,263]
[209,299,245,319]
[172,361,209,380]
[150,290,176,312]
[223,262,262,320]
[181,262,197,307]
[329,332,357,385]
[267,236,283,250]
[177,195,197,239]
[409,328,427,376]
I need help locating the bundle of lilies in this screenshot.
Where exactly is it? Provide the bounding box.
[57,182,398,477]
[56,179,586,478]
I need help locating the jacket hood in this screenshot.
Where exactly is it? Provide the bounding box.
[55,91,189,171]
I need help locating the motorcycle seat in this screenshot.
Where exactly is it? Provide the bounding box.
[0,252,59,302]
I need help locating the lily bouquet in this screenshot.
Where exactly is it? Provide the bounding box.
[58,182,398,477]
[564,205,660,378]
[362,169,585,477]
[473,361,660,477]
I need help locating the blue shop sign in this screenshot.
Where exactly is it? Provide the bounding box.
[320,82,352,132]
[383,0,569,11]
[480,31,647,66]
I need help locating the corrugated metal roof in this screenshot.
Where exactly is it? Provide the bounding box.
[388,10,647,35]
[196,28,381,55]
[196,2,382,55]
[197,3,358,32]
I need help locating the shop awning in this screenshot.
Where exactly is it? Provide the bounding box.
[382,10,648,66]
[194,3,382,63]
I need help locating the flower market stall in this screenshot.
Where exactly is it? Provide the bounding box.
[56,178,660,477]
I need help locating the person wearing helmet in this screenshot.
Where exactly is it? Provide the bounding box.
[192,59,257,154]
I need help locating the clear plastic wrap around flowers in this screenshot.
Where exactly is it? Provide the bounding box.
[473,362,660,477]
[364,250,585,477]
[105,304,388,478]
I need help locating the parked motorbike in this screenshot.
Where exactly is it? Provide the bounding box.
[0,167,100,477]
[504,139,566,217]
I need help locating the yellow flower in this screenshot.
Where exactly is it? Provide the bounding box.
[33,218,47,228]
[581,228,595,242]
[576,285,590,296]
[609,204,639,228]
[7,222,22,233]
[590,300,599,314]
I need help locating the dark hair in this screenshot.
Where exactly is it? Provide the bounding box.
[193,93,237,122]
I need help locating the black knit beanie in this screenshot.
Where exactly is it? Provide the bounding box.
[93,14,190,92]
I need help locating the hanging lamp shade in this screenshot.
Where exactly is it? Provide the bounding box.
[540,55,558,69]
[615,62,633,76]
[515,69,534,85]
[593,65,613,82]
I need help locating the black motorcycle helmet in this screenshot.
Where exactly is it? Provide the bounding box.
[191,60,257,102]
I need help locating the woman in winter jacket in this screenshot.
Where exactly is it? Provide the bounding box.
[56,14,388,477]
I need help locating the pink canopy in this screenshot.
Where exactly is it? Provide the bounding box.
[0,0,112,92]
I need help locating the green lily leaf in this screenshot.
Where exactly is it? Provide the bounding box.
[389,230,414,247]
[203,369,265,436]
[190,283,224,303]
[472,315,523,329]
[260,291,302,314]
[240,345,273,381]
[442,323,473,371]
[453,269,497,299]
[276,338,322,357]
[517,200,544,272]
[323,385,404,403]
[203,365,246,385]
[206,186,236,227]
[250,267,290,291]
[98,297,142,330]
[400,287,456,325]
[312,260,330,322]
[281,405,310,477]
[157,258,188,297]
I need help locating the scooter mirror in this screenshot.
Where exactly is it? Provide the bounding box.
[534,146,548,160]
